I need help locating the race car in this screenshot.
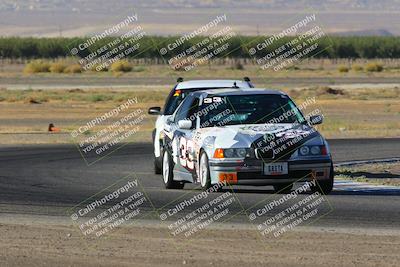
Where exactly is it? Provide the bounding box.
[161,88,334,194]
[148,78,254,174]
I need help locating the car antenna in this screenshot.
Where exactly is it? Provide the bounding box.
[177,77,184,82]
[232,82,239,88]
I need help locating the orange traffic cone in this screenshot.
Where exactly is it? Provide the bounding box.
[48,123,60,132]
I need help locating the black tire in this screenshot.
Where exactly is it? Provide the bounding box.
[273,183,293,193]
[311,162,334,194]
[152,129,162,174]
[154,156,162,174]
[199,151,212,190]
[162,150,184,189]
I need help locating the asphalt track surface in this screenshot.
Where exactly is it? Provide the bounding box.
[0,138,399,230]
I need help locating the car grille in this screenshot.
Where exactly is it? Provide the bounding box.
[254,147,294,160]
[255,147,274,159]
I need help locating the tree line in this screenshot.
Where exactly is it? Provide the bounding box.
[0,36,399,59]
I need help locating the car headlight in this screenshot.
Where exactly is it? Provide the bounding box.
[310,146,321,155]
[236,148,248,158]
[299,146,310,156]
[214,148,252,158]
[298,145,327,156]
[224,148,235,158]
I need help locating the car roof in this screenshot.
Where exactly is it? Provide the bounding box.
[175,80,251,90]
[192,88,286,96]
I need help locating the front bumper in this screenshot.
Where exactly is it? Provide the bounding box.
[208,157,332,185]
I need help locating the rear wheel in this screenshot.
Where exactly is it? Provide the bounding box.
[273,183,293,193]
[199,151,212,190]
[311,162,334,194]
[162,150,184,189]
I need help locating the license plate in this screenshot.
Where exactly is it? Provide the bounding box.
[263,162,288,175]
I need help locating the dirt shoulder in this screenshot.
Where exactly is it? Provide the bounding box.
[336,162,400,186]
[0,86,399,144]
[1,220,399,267]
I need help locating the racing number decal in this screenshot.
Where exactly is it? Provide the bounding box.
[179,137,194,170]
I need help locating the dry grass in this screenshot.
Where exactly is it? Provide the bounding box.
[23,60,51,74]
[110,60,133,72]
[286,86,400,100]
[365,62,384,72]
[0,100,156,144]
[23,60,83,74]
[0,86,399,143]
[2,58,399,144]
[2,58,400,79]
[351,64,363,72]
[337,65,349,72]
[49,62,67,73]
[288,87,400,138]
[0,88,168,104]
[64,64,82,73]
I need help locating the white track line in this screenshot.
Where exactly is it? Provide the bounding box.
[333,158,400,192]
[334,178,400,193]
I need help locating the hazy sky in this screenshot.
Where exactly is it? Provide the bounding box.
[0,0,399,36]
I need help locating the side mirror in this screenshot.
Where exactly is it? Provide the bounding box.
[309,115,323,125]
[178,120,192,130]
[148,107,161,115]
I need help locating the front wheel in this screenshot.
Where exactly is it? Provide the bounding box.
[162,150,184,189]
[273,183,293,193]
[311,162,334,194]
[152,129,162,174]
[199,151,212,190]
[154,156,162,174]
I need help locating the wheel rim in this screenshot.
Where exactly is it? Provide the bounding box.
[163,152,169,184]
[199,154,208,187]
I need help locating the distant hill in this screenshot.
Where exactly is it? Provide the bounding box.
[0,0,399,36]
[332,29,393,36]
[2,0,400,11]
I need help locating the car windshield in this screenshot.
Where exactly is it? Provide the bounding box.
[199,94,305,127]
[163,87,231,115]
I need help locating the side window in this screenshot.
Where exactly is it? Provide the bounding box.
[163,87,193,115]
[188,97,199,120]
[186,98,199,129]
[162,85,177,115]
[174,96,195,122]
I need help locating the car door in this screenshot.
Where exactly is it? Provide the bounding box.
[168,95,200,175]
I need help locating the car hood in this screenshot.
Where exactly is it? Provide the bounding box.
[196,123,322,149]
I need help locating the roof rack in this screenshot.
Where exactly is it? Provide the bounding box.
[176,77,184,83]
